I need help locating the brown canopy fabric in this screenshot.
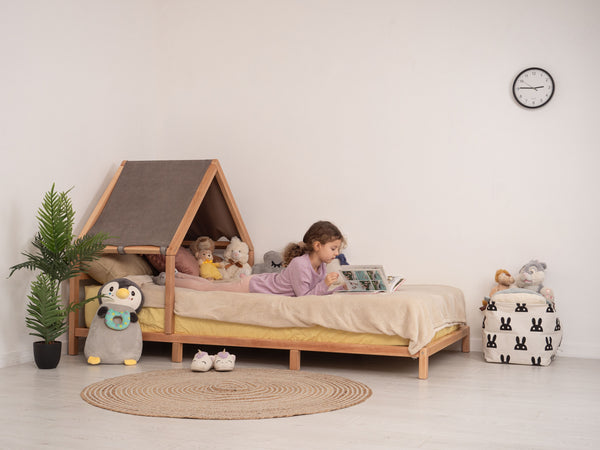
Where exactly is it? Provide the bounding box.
[84,159,251,259]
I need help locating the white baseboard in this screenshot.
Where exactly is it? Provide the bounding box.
[0,337,69,369]
[0,350,33,369]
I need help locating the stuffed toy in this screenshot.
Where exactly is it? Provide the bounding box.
[219,237,252,281]
[197,248,223,280]
[190,236,222,263]
[515,259,554,303]
[481,269,515,310]
[84,278,144,365]
[336,254,349,265]
[490,269,515,296]
[252,250,284,274]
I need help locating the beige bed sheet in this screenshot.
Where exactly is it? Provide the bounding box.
[89,276,466,354]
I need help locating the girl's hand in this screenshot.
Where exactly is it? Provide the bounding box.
[325,272,339,287]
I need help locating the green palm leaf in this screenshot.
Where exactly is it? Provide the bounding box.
[9,183,111,343]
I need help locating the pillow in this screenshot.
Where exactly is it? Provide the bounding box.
[84,285,101,328]
[86,254,154,284]
[491,287,547,304]
[145,247,199,277]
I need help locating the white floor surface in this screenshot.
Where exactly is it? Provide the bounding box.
[1,344,598,449]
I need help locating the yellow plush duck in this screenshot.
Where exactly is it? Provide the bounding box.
[198,249,223,280]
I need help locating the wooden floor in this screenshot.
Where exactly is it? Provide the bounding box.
[1,344,598,449]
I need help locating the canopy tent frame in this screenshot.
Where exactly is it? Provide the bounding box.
[69,159,253,345]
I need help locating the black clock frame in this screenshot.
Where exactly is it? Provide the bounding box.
[512,67,555,109]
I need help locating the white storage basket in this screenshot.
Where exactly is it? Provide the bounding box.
[482,291,562,366]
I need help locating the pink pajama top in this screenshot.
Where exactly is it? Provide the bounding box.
[249,253,335,297]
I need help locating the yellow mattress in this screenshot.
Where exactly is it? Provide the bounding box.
[85,296,458,347]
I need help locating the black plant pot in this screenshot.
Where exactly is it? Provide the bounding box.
[33,341,62,369]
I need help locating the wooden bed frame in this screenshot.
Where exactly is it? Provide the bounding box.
[68,274,470,379]
[67,159,470,379]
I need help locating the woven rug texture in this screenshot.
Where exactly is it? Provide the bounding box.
[80,368,371,420]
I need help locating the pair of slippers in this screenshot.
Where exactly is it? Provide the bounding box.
[191,349,235,372]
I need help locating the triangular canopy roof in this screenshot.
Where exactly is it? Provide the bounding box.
[81,159,253,263]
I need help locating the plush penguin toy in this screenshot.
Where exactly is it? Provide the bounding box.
[84,278,144,365]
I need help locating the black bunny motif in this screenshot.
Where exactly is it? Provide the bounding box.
[486,334,497,348]
[530,318,543,332]
[545,336,553,351]
[486,300,497,311]
[500,317,512,331]
[500,354,511,364]
[555,318,561,331]
[531,356,542,366]
[482,316,486,329]
[515,303,528,312]
[514,336,528,351]
[546,304,555,313]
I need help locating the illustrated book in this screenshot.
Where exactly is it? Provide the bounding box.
[337,265,405,293]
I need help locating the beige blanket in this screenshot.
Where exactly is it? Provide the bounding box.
[127,276,466,354]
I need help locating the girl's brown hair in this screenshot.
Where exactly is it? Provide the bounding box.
[282,221,345,267]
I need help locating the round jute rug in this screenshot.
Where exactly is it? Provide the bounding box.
[81,368,371,420]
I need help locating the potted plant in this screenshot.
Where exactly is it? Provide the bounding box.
[9,184,109,369]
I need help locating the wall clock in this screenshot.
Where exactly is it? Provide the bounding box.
[512,67,555,108]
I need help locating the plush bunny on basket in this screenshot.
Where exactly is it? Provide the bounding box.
[515,259,554,304]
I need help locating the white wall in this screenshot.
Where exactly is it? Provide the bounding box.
[0,0,163,366]
[2,0,599,366]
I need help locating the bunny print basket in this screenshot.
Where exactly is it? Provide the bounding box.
[482,290,563,366]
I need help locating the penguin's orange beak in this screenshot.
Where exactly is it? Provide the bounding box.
[117,288,130,299]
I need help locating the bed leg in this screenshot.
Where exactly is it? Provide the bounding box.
[68,336,79,356]
[68,277,80,356]
[418,349,429,380]
[462,326,471,353]
[172,343,183,363]
[289,349,301,370]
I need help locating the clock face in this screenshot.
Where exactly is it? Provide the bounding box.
[512,67,555,108]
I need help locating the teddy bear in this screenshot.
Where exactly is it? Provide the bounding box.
[515,259,554,303]
[251,250,284,274]
[190,236,222,262]
[490,269,515,296]
[219,236,252,281]
[481,269,515,310]
[190,236,224,280]
[197,248,223,280]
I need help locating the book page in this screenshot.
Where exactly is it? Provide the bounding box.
[338,265,388,292]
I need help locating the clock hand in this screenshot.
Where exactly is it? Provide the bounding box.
[519,79,546,91]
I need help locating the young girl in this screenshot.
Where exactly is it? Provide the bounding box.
[157,221,345,297]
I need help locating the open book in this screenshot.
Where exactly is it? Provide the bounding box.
[336,265,405,293]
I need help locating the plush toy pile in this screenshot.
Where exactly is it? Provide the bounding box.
[482,259,555,308]
[191,236,223,280]
[481,259,562,366]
